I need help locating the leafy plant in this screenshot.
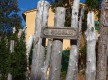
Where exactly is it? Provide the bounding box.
[0,37,10,80]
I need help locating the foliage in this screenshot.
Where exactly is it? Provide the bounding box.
[85,0,100,11]
[29,43,33,67]
[85,0,100,20]
[51,0,73,8]
[60,45,87,78]
[61,50,70,72]
[0,0,22,35]
[60,50,70,79]
[9,33,27,80]
[0,33,27,80]
[95,21,99,30]
[0,0,27,79]
[0,37,10,80]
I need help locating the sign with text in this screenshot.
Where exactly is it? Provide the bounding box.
[41,27,78,39]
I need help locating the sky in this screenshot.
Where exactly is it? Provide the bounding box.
[18,0,85,27]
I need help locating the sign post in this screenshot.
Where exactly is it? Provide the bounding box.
[41,27,78,39]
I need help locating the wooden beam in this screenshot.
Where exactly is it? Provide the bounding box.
[30,1,50,80]
[66,0,80,80]
[49,7,66,80]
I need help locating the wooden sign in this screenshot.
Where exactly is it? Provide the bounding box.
[41,27,78,39]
